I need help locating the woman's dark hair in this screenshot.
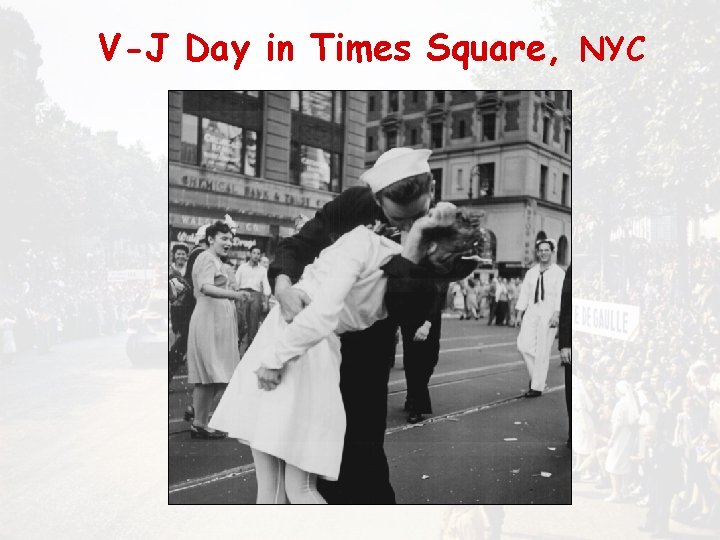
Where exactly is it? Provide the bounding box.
[376,172,433,204]
[171,244,189,256]
[420,212,484,279]
[205,221,232,240]
[421,212,482,253]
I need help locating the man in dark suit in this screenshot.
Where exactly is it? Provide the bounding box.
[268,148,473,503]
[558,264,572,448]
[399,281,447,424]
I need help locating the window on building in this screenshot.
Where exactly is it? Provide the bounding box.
[386,129,397,150]
[434,91,445,104]
[478,162,495,197]
[410,128,418,146]
[566,92,571,110]
[290,92,344,190]
[291,91,343,123]
[458,120,466,139]
[368,95,376,112]
[562,173,570,206]
[431,122,443,149]
[564,129,571,154]
[201,118,242,172]
[540,165,548,199]
[542,117,550,144]
[431,168,443,202]
[182,91,263,175]
[412,91,419,103]
[290,143,342,192]
[557,235,569,265]
[201,118,258,176]
[455,169,464,193]
[388,91,399,112]
[244,129,258,176]
[366,135,375,152]
[482,113,496,141]
[181,113,199,165]
[545,91,553,99]
[302,91,333,121]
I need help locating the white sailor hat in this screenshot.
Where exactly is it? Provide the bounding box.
[360,147,432,193]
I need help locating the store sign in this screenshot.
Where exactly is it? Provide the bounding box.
[175,231,197,244]
[573,298,640,341]
[170,163,334,210]
[168,214,272,236]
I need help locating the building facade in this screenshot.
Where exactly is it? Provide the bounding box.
[365,90,571,277]
[168,91,367,262]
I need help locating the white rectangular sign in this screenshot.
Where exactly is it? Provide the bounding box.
[573,298,640,341]
[107,269,155,283]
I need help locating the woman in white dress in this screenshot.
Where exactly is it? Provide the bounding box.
[210,213,481,503]
[604,380,640,501]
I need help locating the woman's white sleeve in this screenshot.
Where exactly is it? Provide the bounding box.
[262,227,370,369]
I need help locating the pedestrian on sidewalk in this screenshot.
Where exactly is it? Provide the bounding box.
[486,276,497,325]
[495,278,509,326]
[235,246,270,348]
[169,231,206,388]
[209,212,480,503]
[515,239,565,397]
[464,278,480,320]
[450,280,466,318]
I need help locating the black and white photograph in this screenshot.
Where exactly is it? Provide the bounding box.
[167,90,572,504]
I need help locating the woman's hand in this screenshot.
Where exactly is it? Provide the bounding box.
[427,201,457,227]
[256,367,283,391]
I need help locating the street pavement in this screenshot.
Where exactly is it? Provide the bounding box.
[169,317,572,504]
[3,330,716,537]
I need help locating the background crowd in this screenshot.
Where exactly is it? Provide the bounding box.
[571,237,720,532]
[1,241,166,359]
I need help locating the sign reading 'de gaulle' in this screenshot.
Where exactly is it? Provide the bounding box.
[573,298,640,341]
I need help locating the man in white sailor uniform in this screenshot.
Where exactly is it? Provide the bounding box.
[515,239,566,397]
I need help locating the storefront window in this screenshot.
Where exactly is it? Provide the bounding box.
[300,145,330,191]
[202,119,242,173]
[181,113,199,165]
[291,144,341,192]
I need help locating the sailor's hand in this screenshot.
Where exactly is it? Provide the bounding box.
[274,275,310,323]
